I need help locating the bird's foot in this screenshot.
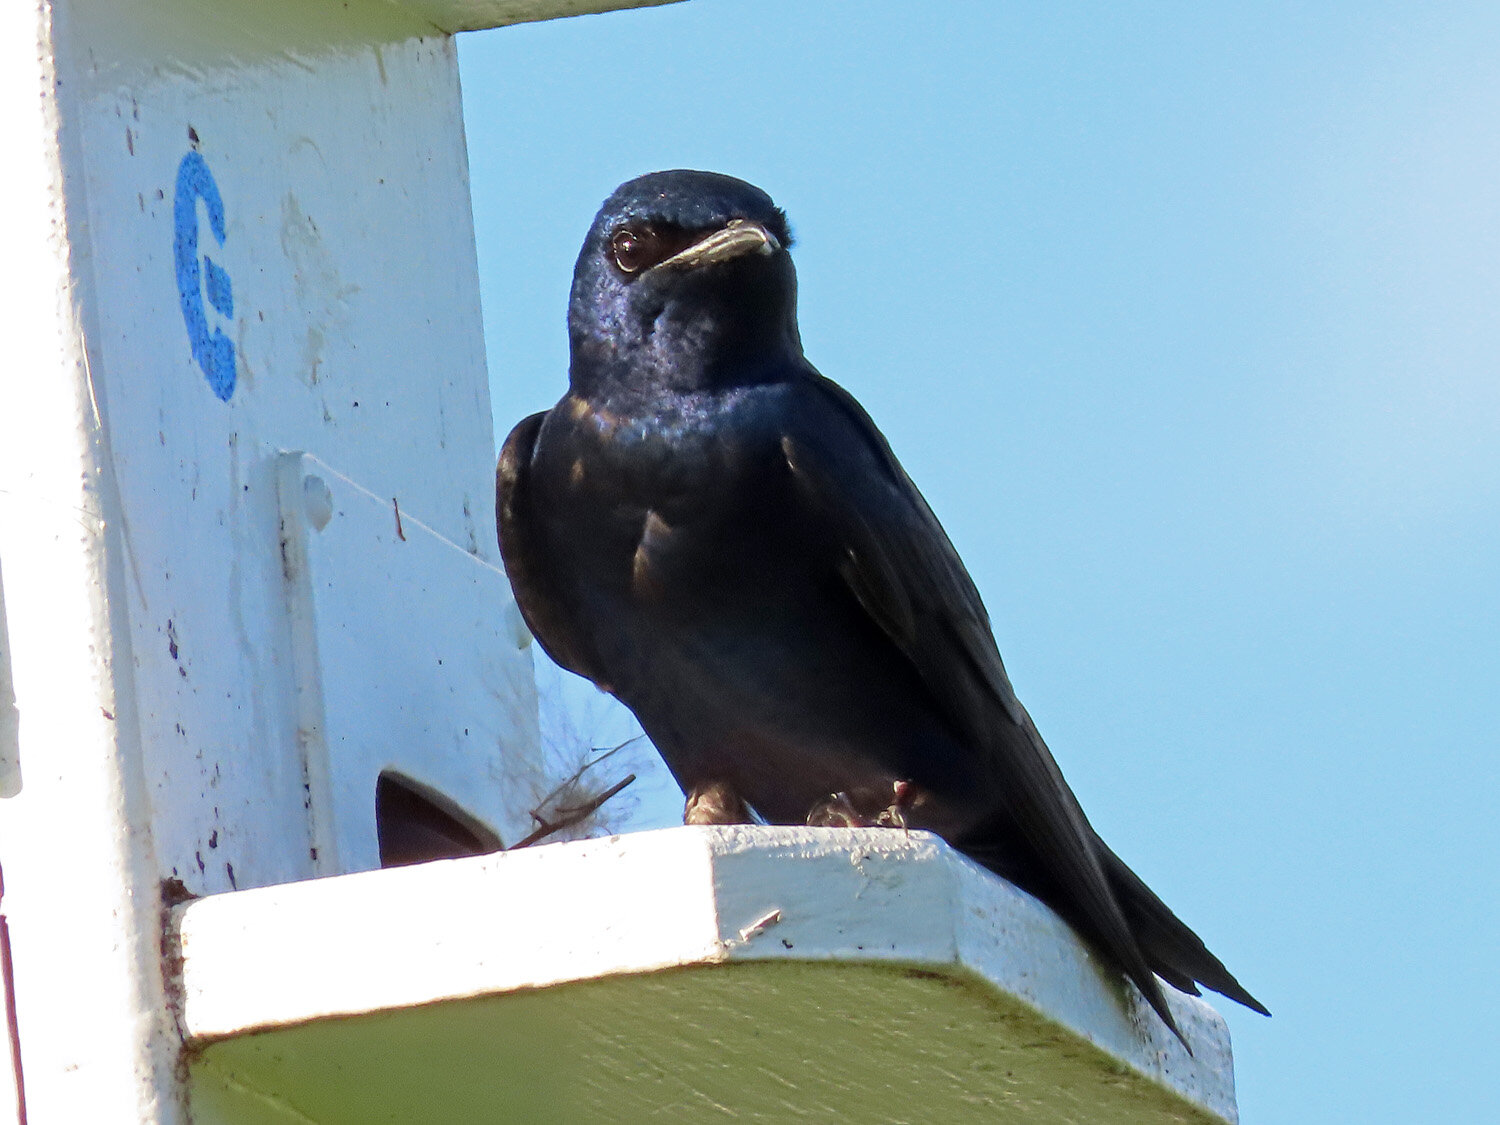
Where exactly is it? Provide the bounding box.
[874,779,918,831]
[807,781,923,830]
[684,780,753,825]
[805,791,867,827]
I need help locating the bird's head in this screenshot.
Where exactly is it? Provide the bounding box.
[567,170,802,397]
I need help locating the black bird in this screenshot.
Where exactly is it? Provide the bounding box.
[497,170,1267,1044]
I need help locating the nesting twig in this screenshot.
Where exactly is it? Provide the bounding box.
[508,740,641,849]
[510,774,636,849]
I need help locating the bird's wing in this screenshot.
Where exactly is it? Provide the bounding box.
[780,373,1182,1038]
[496,411,606,683]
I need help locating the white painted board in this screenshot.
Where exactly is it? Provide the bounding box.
[55,0,536,893]
[277,450,541,871]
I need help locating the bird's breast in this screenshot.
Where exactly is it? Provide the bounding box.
[537,388,804,607]
[545,390,782,519]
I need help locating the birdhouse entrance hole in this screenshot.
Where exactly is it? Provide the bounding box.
[375,771,503,869]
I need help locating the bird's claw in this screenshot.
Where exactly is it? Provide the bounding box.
[684,780,753,825]
[805,791,867,827]
[807,781,920,830]
[875,779,916,831]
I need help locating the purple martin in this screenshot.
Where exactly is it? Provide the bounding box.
[497,170,1267,1043]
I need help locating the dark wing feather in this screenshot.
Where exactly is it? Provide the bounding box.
[496,411,605,683]
[780,373,1187,1042]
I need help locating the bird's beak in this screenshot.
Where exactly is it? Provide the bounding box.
[656,219,781,272]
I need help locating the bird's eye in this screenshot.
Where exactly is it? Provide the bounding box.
[609,224,701,275]
[611,227,659,274]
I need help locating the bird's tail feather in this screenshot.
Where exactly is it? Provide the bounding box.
[1095,840,1271,1017]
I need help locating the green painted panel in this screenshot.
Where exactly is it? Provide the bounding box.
[190,963,1222,1124]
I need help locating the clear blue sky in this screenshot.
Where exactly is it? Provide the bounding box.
[458,3,1500,1120]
